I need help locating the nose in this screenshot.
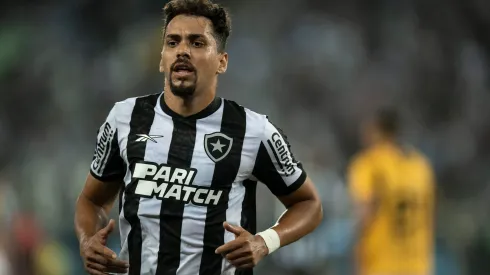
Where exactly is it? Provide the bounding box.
[176,43,191,59]
[177,51,190,59]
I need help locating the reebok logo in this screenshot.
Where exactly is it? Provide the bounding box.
[135,134,163,143]
[268,132,295,176]
[132,162,225,206]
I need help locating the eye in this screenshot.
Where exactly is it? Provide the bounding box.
[192,41,204,48]
[167,40,177,47]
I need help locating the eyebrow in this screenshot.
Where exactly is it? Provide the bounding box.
[165,34,207,40]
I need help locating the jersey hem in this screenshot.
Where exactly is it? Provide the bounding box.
[90,169,124,182]
[281,171,307,196]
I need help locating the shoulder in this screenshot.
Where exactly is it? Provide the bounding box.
[222,98,269,136]
[395,143,431,166]
[404,148,436,188]
[115,93,160,109]
[348,147,384,179]
[409,148,433,170]
[112,93,161,115]
[349,147,377,166]
[106,93,160,127]
[348,150,368,170]
[222,98,266,120]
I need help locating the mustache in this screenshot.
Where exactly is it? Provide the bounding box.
[171,59,196,71]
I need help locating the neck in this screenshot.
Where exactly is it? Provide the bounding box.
[374,136,397,146]
[164,85,216,117]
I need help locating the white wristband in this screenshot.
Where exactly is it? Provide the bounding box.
[256,228,281,254]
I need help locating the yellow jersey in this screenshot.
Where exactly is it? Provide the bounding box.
[348,143,435,275]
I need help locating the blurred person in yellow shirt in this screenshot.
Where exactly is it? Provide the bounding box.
[348,108,435,275]
[34,241,70,275]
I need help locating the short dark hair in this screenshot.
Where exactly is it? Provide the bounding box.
[163,0,232,52]
[375,107,400,136]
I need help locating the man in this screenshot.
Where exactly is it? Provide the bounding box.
[348,108,435,275]
[74,1,323,275]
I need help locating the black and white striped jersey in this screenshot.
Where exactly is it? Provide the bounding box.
[90,92,307,275]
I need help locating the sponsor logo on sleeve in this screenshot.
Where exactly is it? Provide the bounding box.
[267,132,296,176]
[92,122,115,174]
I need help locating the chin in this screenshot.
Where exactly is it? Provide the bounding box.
[170,83,196,98]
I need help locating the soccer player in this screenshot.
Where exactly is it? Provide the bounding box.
[348,108,435,275]
[74,1,323,275]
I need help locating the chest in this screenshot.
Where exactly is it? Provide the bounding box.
[120,117,257,188]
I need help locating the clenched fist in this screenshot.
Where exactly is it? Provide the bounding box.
[79,219,129,275]
[215,222,269,270]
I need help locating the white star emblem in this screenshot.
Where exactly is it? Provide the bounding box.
[204,132,233,162]
[210,139,226,152]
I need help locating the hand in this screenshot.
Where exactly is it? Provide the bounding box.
[215,222,269,270]
[80,219,129,275]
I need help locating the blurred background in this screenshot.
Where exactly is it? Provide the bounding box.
[1,0,490,274]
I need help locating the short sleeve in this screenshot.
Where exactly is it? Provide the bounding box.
[90,105,126,182]
[347,156,373,203]
[251,119,307,196]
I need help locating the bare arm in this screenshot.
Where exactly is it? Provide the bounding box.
[75,173,122,245]
[77,104,130,274]
[272,177,323,247]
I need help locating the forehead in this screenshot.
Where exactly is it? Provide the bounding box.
[166,14,214,37]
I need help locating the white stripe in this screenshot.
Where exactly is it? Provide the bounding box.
[176,100,224,275]
[221,182,246,274]
[220,108,260,274]
[138,106,174,275]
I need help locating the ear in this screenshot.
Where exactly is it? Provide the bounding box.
[216,52,228,74]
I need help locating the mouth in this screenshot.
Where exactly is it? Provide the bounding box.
[172,63,195,78]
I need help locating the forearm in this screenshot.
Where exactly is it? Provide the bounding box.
[270,198,323,247]
[75,193,109,244]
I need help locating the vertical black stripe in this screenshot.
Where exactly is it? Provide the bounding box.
[200,100,247,275]
[240,180,257,235]
[123,94,159,275]
[156,118,197,275]
[252,144,288,196]
[234,179,257,275]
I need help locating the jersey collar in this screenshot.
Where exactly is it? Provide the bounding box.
[159,92,222,120]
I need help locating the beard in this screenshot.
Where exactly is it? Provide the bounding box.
[170,81,196,98]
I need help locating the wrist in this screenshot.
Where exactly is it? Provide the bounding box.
[256,228,281,255]
[78,232,93,247]
[254,235,270,257]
